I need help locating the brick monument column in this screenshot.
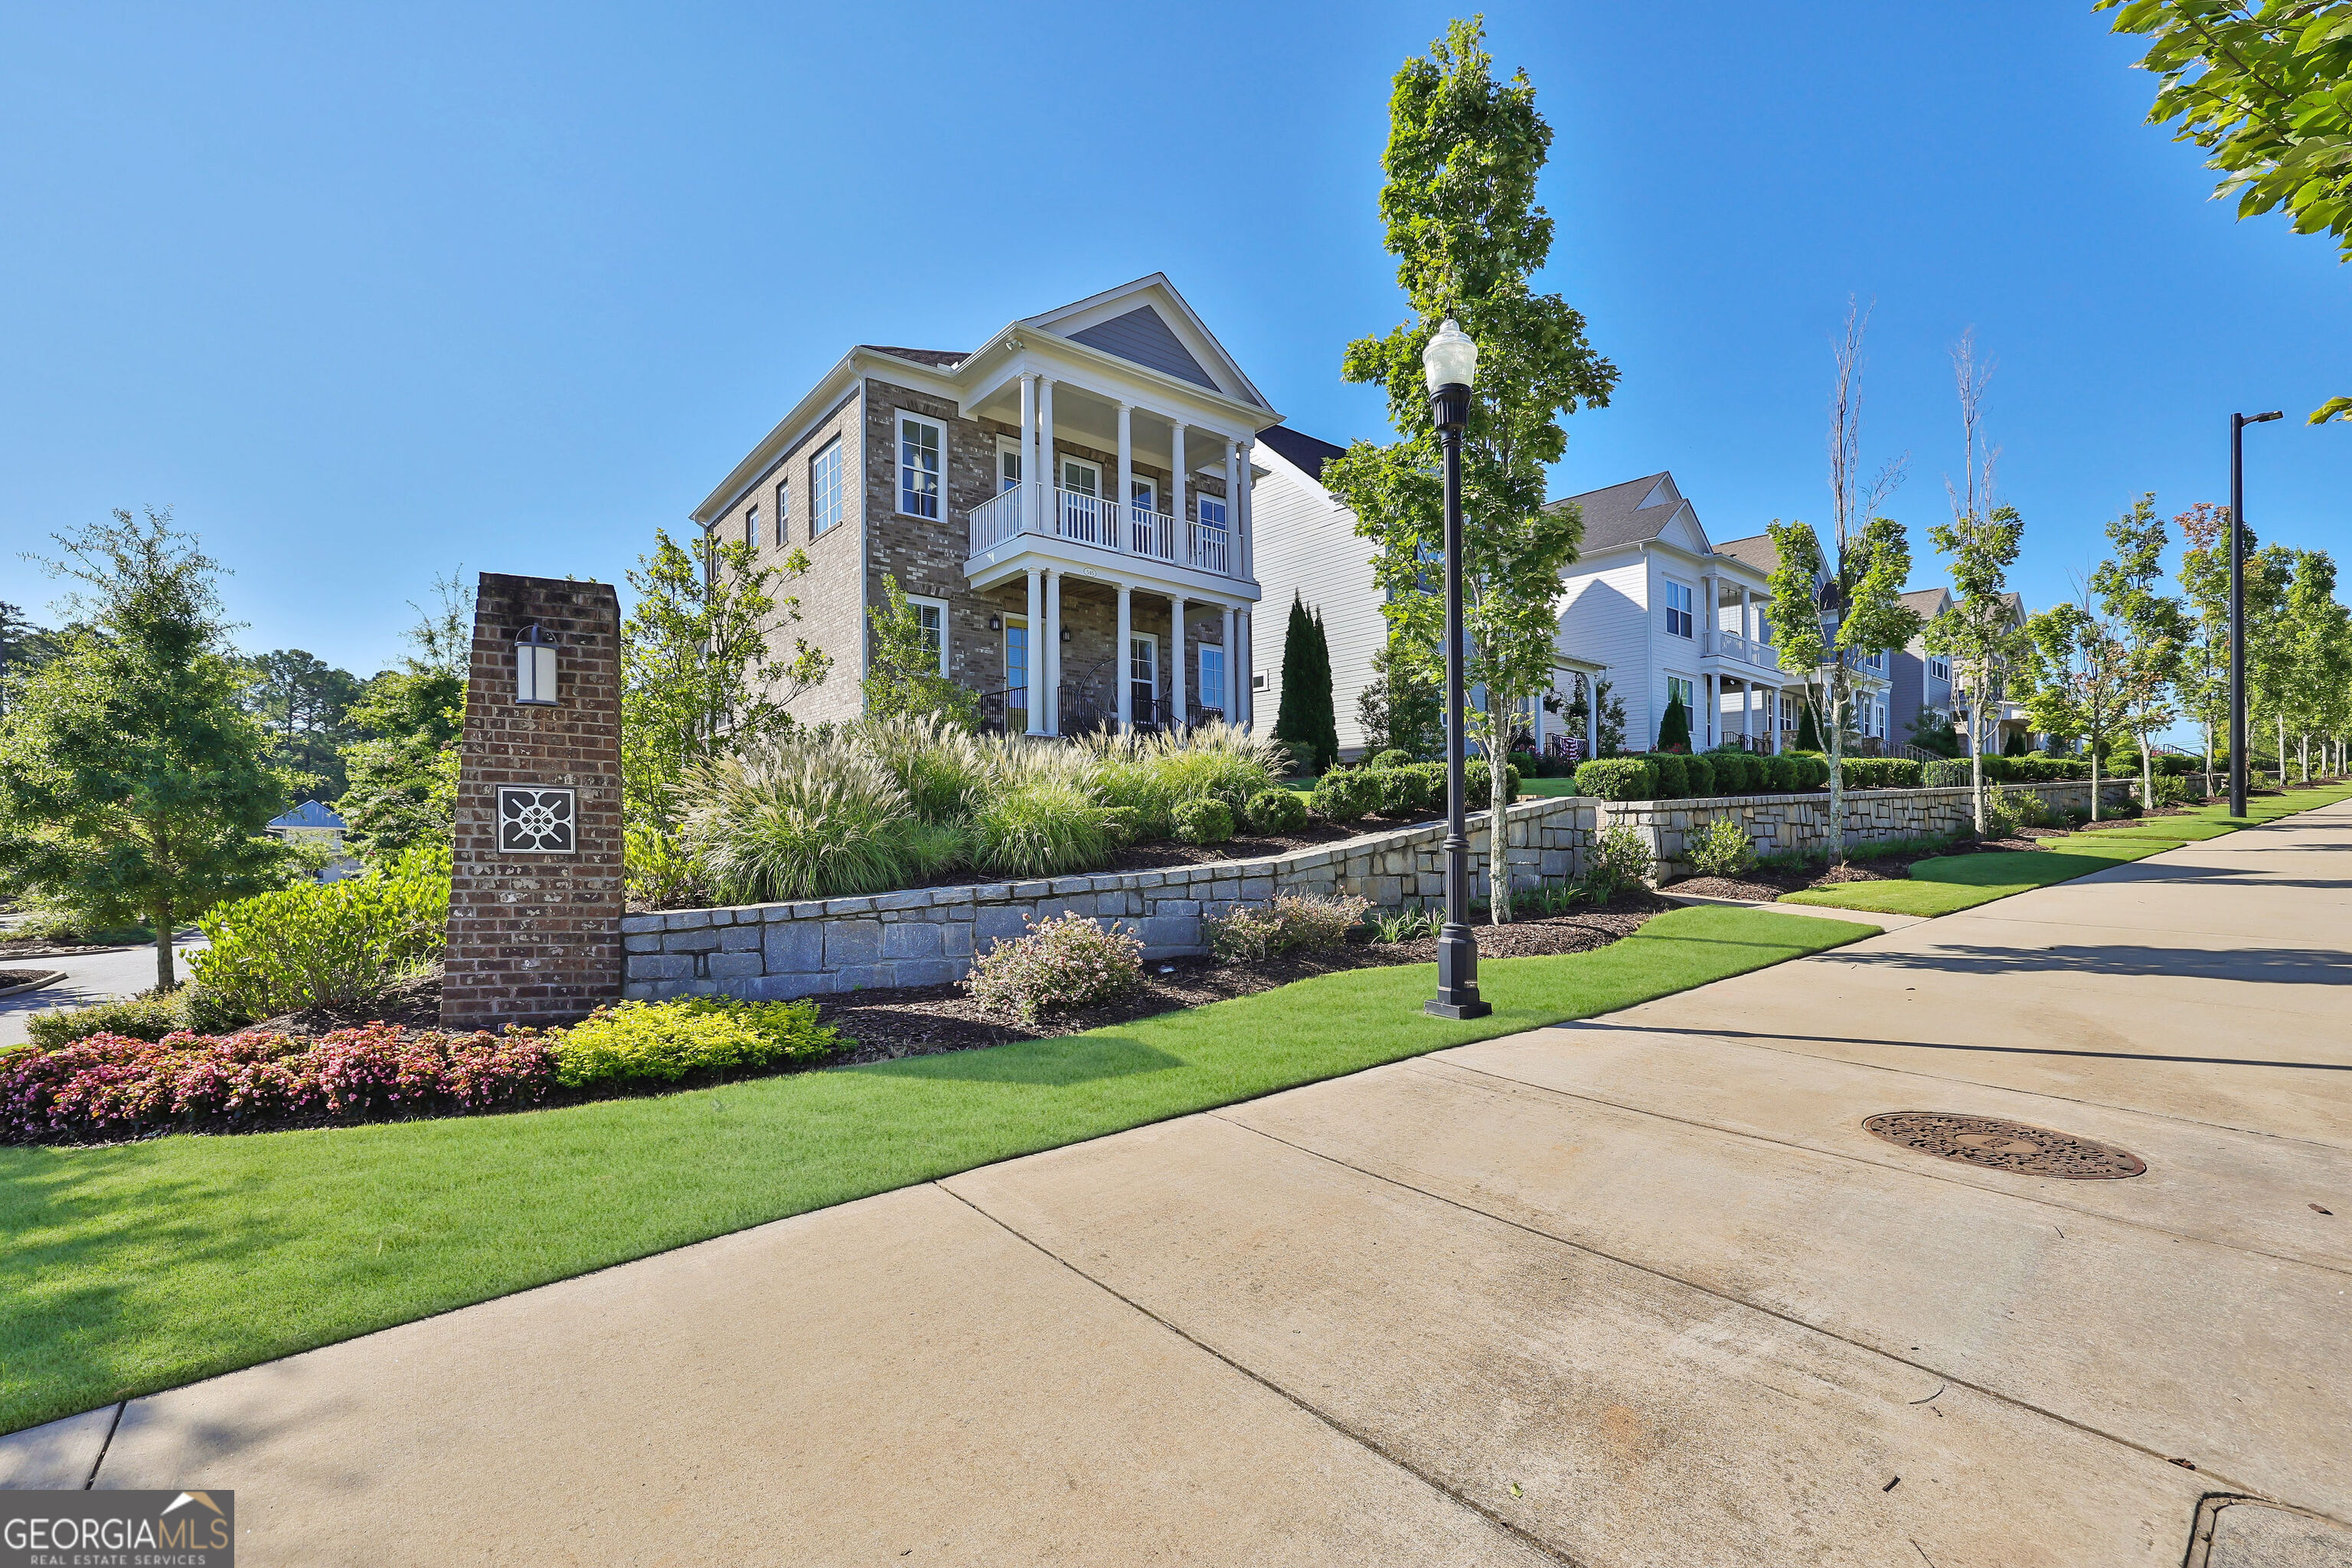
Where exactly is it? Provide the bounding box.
[440,573,626,1031]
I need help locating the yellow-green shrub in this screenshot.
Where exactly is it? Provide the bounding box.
[547,996,840,1089]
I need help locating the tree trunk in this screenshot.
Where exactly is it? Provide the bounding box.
[1826,684,1847,865]
[1488,716,1513,924]
[2299,732,2308,782]
[1969,661,1987,836]
[2278,714,2287,782]
[2089,740,2102,822]
[2140,732,2152,812]
[153,900,175,993]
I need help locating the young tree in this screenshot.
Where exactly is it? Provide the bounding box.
[2091,494,2187,810]
[1321,18,1618,920]
[1272,593,1339,772]
[1559,674,1625,758]
[2281,550,2350,779]
[1357,636,1445,759]
[2174,502,2236,769]
[1761,305,1925,862]
[864,573,978,730]
[1656,690,1692,752]
[2243,541,2297,780]
[1924,332,2027,835]
[2099,0,2352,424]
[2020,595,2131,820]
[335,575,472,861]
[622,528,827,833]
[0,510,289,989]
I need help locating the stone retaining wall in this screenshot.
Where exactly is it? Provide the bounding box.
[620,794,1599,1001]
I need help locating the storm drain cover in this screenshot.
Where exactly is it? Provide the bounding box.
[1862,1112,2146,1179]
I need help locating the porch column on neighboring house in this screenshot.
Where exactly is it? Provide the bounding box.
[1220,606,1237,719]
[1703,672,1717,749]
[1702,570,1720,655]
[1018,374,1039,534]
[1238,435,1256,580]
[1740,585,1753,654]
[1037,377,1057,536]
[1223,443,1240,573]
[1169,420,1186,554]
[1741,680,1754,746]
[1116,403,1133,553]
[1115,583,1132,732]
[1044,570,1062,735]
[1170,596,1188,730]
[1586,674,1599,758]
[1024,567,1047,737]
[1239,609,1254,728]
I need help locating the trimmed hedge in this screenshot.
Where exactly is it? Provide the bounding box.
[1647,753,1690,800]
[1400,760,1520,811]
[1573,757,1656,800]
[1840,757,1924,790]
[1683,754,1717,799]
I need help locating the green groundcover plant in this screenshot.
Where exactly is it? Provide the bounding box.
[550,998,839,1090]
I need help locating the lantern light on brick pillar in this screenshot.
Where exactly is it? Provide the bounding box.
[514,623,559,706]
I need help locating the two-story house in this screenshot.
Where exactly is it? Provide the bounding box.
[1891,586,1956,746]
[1949,590,2037,754]
[1551,473,1897,754]
[688,276,1272,737]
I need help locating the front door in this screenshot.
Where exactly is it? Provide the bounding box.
[1129,633,1159,728]
[1004,616,1029,732]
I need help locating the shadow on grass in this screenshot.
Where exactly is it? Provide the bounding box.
[854,1034,1187,1086]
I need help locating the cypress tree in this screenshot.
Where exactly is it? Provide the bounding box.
[1272,593,1319,769]
[1795,700,1824,752]
[1658,691,1692,751]
[1308,608,1341,770]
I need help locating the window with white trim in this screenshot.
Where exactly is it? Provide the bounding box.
[745,505,759,548]
[905,594,949,675]
[1663,580,1694,639]
[1197,493,1228,531]
[810,438,844,537]
[1928,655,1950,681]
[897,413,945,519]
[775,479,789,539]
[996,436,1021,493]
[1199,642,1226,711]
[1666,675,1695,712]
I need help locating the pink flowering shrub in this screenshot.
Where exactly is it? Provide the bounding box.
[0,1025,557,1144]
[963,913,1143,1023]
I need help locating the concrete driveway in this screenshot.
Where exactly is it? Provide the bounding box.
[11,804,2350,1564]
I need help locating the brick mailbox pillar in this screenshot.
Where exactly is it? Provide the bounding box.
[440,573,626,1031]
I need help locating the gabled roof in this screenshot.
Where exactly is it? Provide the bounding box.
[269,800,345,830]
[1021,273,1273,410]
[1551,472,1689,552]
[1710,533,1779,574]
[858,345,966,368]
[1900,586,1951,617]
[1256,424,1351,483]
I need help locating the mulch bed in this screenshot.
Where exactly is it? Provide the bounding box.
[251,971,446,1035]
[819,890,1668,1064]
[0,969,64,992]
[0,937,143,960]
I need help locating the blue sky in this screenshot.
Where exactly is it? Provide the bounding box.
[3,1,2345,691]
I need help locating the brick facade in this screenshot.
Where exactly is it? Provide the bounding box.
[441,574,626,1030]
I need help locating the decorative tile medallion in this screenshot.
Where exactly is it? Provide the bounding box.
[498,786,577,854]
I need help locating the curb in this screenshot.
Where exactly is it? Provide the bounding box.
[0,970,68,1001]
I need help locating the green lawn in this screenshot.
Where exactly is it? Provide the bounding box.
[0,904,1873,1434]
[1779,786,2352,917]
[1515,776,1585,798]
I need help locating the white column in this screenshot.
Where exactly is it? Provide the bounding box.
[1238,609,1254,729]
[1018,374,1039,535]
[1024,568,1046,736]
[1115,583,1132,733]
[1704,672,1717,748]
[1238,435,1256,580]
[1169,596,1187,730]
[1586,674,1599,759]
[1220,606,1237,719]
[1169,420,1187,557]
[1702,572,1720,655]
[1223,442,1240,567]
[1742,681,1754,745]
[1115,403,1133,554]
[1037,377,1056,537]
[1044,570,1062,735]
[1740,585,1753,657]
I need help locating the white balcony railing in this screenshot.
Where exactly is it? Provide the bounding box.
[1709,632,1782,671]
[966,483,1240,577]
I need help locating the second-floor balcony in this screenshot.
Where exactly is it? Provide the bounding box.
[970,483,1240,580]
[1707,629,1781,671]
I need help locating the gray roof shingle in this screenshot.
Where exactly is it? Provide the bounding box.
[1256,425,1351,482]
[1710,533,1779,573]
[1550,472,1685,552]
[859,346,967,368]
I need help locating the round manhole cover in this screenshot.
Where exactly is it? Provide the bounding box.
[1862,1112,2146,1179]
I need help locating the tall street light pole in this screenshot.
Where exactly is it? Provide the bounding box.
[1423,318,1489,1021]
[2230,409,2283,818]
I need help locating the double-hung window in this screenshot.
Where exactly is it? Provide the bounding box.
[745,506,759,548]
[776,479,790,539]
[1667,675,1695,713]
[1664,580,1694,639]
[810,438,844,537]
[898,413,945,520]
[905,594,949,675]
[1199,642,1227,712]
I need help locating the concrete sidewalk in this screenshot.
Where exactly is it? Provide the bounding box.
[15,804,2351,1563]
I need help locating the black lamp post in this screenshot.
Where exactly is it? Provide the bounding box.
[1423,319,1490,1021]
[2229,410,2283,818]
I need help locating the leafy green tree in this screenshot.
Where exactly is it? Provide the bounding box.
[1923,333,2027,833]
[2280,549,2350,778]
[864,573,977,730]
[1559,674,1625,757]
[0,510,290,989]
[1906,706,1963,756]
[2174,502,2237,769]
[242,648,363,801]
[2099,0,2352,423]
[622,528,828,834]
[1656,690,1692,751]
[335,575,472,862]
[2092,494,2187,808]
[1321,18,1618,920]
[2020,596,2131,819]
[0,603,67,714]
[1761,305,1926,861]
[1357,637,1444,759]
[2244,541,2297,778]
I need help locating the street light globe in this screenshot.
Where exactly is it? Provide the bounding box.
[1422,318,1478,393]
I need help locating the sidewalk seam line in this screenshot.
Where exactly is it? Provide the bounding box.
[931,1181,1586,1568]
[1204,1111,2292,1506]
[81,1403,123,1490]
[1399,1057,2352,1279]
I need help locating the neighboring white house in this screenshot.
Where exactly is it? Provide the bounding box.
[266,799,361,881]
[1250,426,1603,758]
[1550,472,1896,754]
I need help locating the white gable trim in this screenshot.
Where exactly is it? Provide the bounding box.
[1021,273,1273,413]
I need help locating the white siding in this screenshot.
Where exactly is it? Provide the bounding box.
[1249,446,1386,754]
[1557,550,1650,748]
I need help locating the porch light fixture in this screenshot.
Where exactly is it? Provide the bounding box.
[514,623,558,707]
[1421,318,1488,1022]
[989,613,1002,632]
